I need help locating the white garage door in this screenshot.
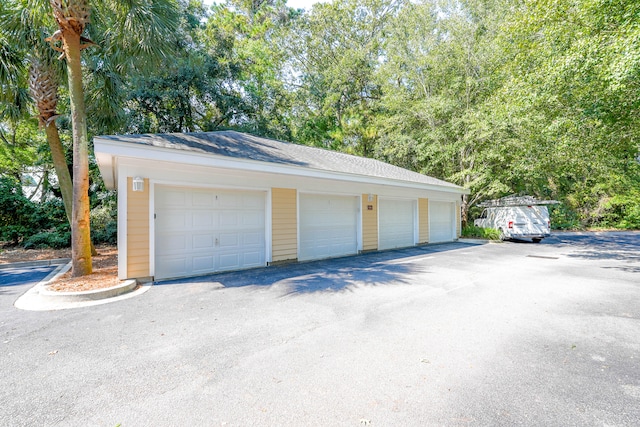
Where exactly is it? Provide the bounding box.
[155,186,265,280]
[299,194,358,261]
[379,198,415,250]
[429,201,455,243]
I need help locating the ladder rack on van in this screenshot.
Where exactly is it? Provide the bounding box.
[477,195,560,208]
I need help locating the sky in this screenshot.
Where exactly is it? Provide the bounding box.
[202,0,329,11]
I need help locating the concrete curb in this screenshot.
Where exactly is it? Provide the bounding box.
[0,258,71,270]
[39,279,138,302]
[13,261,153,311]
[458,238,496,244]
[15,280,153,311]
[41,261,72,283]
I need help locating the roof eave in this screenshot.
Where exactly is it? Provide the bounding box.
[93,137,468,195]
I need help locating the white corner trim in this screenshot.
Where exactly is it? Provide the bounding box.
[149,181,156,279]
[265,188,272,263]
[117,173,127,280]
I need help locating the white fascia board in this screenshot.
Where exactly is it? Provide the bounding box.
[94,138,469,195]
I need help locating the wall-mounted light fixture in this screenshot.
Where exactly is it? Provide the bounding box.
[367,194,374,202]
[132,176,144,192]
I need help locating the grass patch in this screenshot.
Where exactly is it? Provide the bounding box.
[462,225,501,240]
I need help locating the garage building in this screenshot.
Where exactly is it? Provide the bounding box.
[94,131,467,280]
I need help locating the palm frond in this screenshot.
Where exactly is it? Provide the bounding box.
[91,0,180,75]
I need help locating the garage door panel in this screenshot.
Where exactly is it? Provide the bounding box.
[242,195,263,209]
[155,186,266,279]
[430,201,455,243]
[158,189,186,207]
[217,193,241,208]
[379,199,415,250]
[158,233,188,251]
[192,211,214,227]
[243,231,263,245]
[193,255,215,272]
[242,211,263,227]
[219,212,239,227]
[192,234,215,250]
[157,211,188,230]
[299,194,358,261]
[242,251,263,266]
[192,192,216,207]
[218,253,240,270]
[158,256,188,277]
[219,233,239,248]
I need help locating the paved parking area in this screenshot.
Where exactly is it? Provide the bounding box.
[1,232,639,426]
[0,263,62,321]
[0,265,57,287]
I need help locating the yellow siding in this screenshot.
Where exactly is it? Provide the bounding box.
[127,177,150,278]
[456,201,461,238]
[272,188,297,262]
[362,194,378,251]
[418,198,429,244]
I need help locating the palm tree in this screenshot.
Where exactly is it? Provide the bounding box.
[44,1,94,275]
[2,0,180,276]
[46,0,180,276]
[1,3,75,225]
[1,2,89,255]
[28,55,75,228]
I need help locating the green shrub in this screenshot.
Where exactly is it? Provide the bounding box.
[598,194,640,230]
[1,176,71,248]
[549,204,581,230]
[23,231,71,249]
[462,225,501,240]
[90,196,117,244]
[0,177,39,245]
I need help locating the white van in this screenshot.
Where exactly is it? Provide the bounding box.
[474,197,557,242]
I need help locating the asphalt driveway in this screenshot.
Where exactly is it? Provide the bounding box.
[0,264,58,288]
[0,263,62,321]
[1,232,639,426]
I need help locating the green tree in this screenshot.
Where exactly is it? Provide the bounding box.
[486,0,640,226]
[285,0,402,154]
[375,0,509,224]
[1,1,90,239]
[200,0,298,139]
[41,0,180,276]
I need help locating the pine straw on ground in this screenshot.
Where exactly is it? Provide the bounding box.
[0,244,120,292]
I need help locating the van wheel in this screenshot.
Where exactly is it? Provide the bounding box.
[532,238,542,243]
[498,228,506,241]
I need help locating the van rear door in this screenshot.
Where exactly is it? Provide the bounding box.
[526,206,548,235]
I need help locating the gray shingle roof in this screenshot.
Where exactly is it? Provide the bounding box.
[98,130,461,189]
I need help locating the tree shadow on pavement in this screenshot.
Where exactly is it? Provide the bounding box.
[155,242,481,294]
[546,231,640,264]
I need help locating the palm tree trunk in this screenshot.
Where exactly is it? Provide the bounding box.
[44,121,73,223]
[61,27,92,276]
[41,104,98,256]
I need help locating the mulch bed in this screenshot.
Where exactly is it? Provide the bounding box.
[0,244,120,292]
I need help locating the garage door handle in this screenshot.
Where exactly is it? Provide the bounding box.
[215,237,219,246]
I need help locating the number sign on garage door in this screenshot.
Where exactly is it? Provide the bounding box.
[299,194,358,261]
[379,198,415,250]
[155,186,265,280]
[429,201,455,243]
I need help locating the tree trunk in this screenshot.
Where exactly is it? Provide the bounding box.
[61,28,92,276]
[461,193,469,229]
[44,121,73,223]
[44,116,98,256]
